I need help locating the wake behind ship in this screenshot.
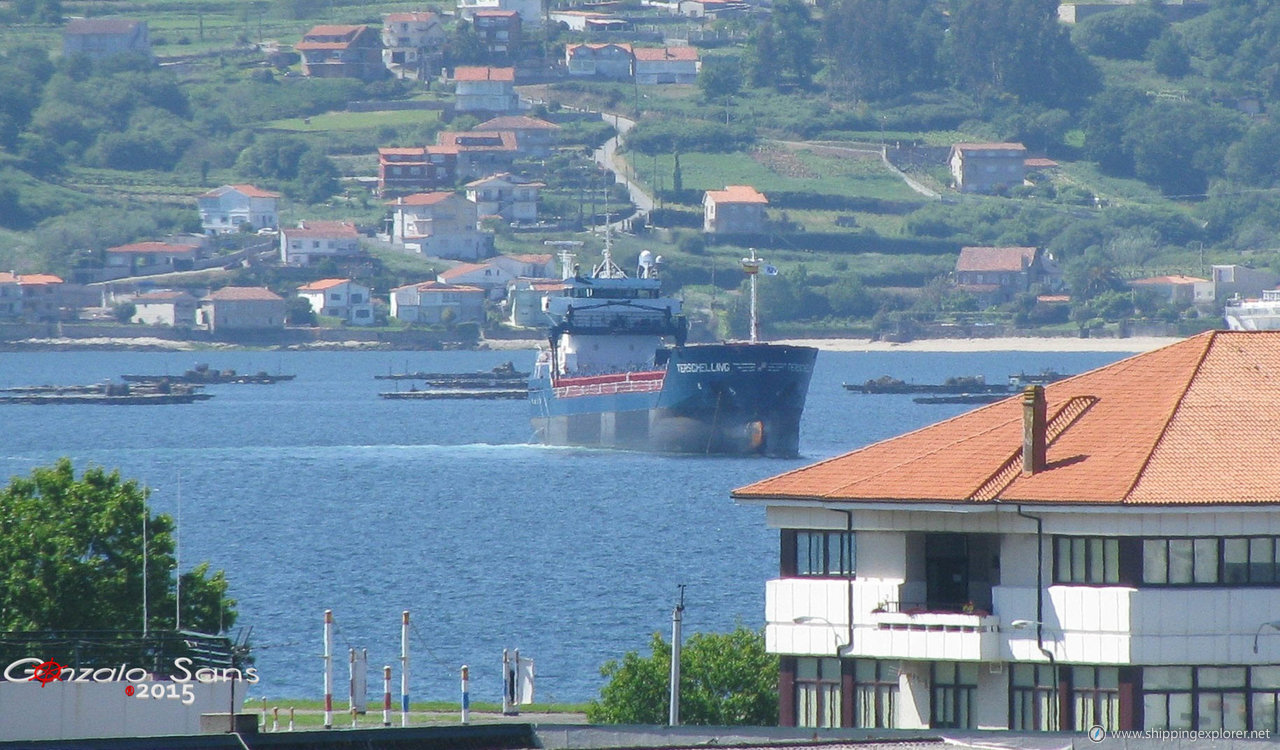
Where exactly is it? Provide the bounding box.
[529,244,816,457]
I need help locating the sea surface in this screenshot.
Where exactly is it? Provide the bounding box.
[0,346,1129,705]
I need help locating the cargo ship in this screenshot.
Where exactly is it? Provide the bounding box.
[528,242,816,457]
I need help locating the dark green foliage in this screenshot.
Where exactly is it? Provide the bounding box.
[697,58,743,101]
[1148,30,1192,78]
[823,0,944,100]
[1081,87,1149,176]
[945,0,1100,110]
[447,21,487,67]
[587,627,778,725]
[0,45,54,150]
[113,301,137,323]
[8,0,61,22]
[744,0,817,89]
[625,120,754,155]
[1071,6,1166,60]
[1122,100,1242,196]
[285,296,316,325]
[0,460,237,634]
[1225,121,1280,188]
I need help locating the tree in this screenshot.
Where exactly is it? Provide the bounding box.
[697,58,742,102]
[0,460,237,633]
[587,626,778,725]
[285,295,316,325]
[1071,6,1166,60]
[823,0,944,100]
[112,300,137,323]
[1148,31,1192,78]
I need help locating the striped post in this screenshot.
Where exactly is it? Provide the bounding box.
[323,610,334,729]
[289,707,295,732]
[461,665,470,725]
[383,666,392,727]
[401,610,410,727]
[272,707,278,732]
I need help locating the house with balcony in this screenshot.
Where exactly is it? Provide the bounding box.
[452,66,518,113]
[296,278,373,325]
[565,43,634,79]
[465,173,543,223]
[703,185,768,234]
[381,11,445,79]
[63,18,151,60]
[296,25,384,81]
[952,246,1060,306]
[196,184,280,235]
[279,221,362,266]
[389,281,485,324]
[0,273,65,322]
[472,10,521,59]
[457,0,543,29]
[949,142,1028,194]
[476,115,560,157]
[734,330,1280,734]
[438,260,521,300]
[378,146,456,197]
[437,130,520,180]
[387,192,494,261]
[1127,274,1207,308]
[1200,265,1280,306]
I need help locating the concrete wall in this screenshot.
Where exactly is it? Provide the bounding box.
[0,679,240,741]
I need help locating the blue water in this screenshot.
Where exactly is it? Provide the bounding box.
[0,346,1128,705]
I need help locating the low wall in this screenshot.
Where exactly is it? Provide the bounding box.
[0,679,240,741]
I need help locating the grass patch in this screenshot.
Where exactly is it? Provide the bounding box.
[267,109,442,132]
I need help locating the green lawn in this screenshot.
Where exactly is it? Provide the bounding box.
[267,109,441,132]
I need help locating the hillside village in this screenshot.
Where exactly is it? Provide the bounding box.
[3,0,1280,343]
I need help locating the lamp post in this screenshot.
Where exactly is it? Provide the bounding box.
[1010,619,1060,729]
[1254,621,1280,654]
[792,615,848,655]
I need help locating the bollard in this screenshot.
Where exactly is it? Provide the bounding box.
[272,707,279,732]
[289,706,295,732]
[461,665,470,725]
[383,665,392,727]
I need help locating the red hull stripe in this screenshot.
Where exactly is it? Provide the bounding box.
[552,370,665,398]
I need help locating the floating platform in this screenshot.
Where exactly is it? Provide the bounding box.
[379,388,527,400]
[375,361,528,383]
[912,393,1011,405]
[0,381,211,405]
[122,364,295,385]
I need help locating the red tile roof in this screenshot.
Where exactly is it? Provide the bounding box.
[205,286,283,302]
[394,280,484,294]
[453,66,515,82]
[297,278,353,292]
[287,221,359,238]
[955,246,1039,273]
[388,192,458,207]
[438,263,489,281]
[735,331,1280,507]
[436,130,518,152]
[705,185,768,204]
[200,184,281,199]
[106,241,199,255]
[0,273,63,285]
[633,46,699,62]
[507,253,552,264]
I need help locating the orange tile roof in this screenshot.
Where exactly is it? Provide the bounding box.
[2,273,64,285]
[438,263,489,280]
[633,46,699,62]
[955,246,1038,273]
[1130,275,1208,286]
[507,253,552,264]
[566,42,633,53]
[287,221,359,238]
[106,241,199,254]
[705,185,767,204]
[436,130,518,152]
[384,11,438,23]
[200,184,280,199]
[394,280,484,294]
[388,192,458,207]
[453,66,515,82]
[297,278,353,292]
[205,286,283,302]
[734,331,1280,507]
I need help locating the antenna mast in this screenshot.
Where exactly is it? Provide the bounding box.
[741,248,761,343]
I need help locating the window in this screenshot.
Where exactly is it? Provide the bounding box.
[796,657,841,728]
[1224,537,1279,584]
[787,530,854,578]
[1142,667,1196,731]
[351,294,363,303]
[931,662,977,728]
[854,660,897,728]
[1141,536,1280,586]
[1011,664,1058,730]
[1055,537,1119,584]
[1071,666,1120,731]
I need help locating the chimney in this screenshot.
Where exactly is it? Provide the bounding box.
[1022,385,1046,475]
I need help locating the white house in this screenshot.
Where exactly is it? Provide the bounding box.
[452,66,518,113]
[381,11,446,79]
[198,286,285,331]
[564,43,633,79]
[131,290,198,327]
[196,184,281,235]
[279,220,362,266]
[949,142,1028,194]
[632,46,700,84]
[387,192,495,261]
[465,173,543,223]
[104,241,202,276]
[389,280,485,324]
[489,253,555,279]
[734,330,1280,734]
[296,278,373,325]
[703,185,768,234]
[437,260,520,300]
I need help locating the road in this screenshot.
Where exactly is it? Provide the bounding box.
[594,112,653,230]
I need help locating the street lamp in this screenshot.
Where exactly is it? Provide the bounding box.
[792,615,849,654]
[1253,621,1280,654]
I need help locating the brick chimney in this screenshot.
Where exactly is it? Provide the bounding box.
[1022,385,1046,475]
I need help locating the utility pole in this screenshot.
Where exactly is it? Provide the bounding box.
[668,585,686,726]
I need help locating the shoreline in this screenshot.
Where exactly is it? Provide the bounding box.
[0,335,1188,354]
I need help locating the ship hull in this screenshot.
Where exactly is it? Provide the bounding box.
[529,343,817,457]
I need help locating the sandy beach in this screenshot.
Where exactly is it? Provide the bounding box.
[774,336,1185,353]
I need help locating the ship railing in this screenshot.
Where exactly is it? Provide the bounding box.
[559,311,682,336]
[553,373,666,398]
